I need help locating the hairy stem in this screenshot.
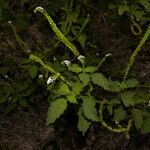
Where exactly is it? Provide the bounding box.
[124,24,150,80]
[97,99,132,139]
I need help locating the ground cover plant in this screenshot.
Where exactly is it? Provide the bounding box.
[0,0,150,149]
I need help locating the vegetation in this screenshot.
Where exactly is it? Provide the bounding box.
[0,0,150,149]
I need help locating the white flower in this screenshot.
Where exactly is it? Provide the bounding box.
[62,60,71,66]
[8,21,12,24]
[39,74,43,79]
[105,53,112,57]
[47,76,55,85]
[27,49,31,53]
[96,53,99,56]
[77,55,85,61]
[4,75,8,78]
[34,6,44,12]
[148,100,150,107]
[115,120,119,125]
[53,57,56,61]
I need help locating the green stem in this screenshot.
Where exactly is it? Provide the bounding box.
[9,23,28,52]
[124,24,150,80]
[97,99,132,139]
[34,7,79,56]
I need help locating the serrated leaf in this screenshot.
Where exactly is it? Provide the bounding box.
[79,73,90,86]
[46,98,67,124]
[91,73,109,90]
[141,118,150,133]
[19,99,27,107]
[77,34,87,48]
[107,104,113,115]
[85,66,97,73]
[121,91,135,107]
[113,107,126,122]
[81,96,99,121]
[72,81,83,95]
[121,79,139,89]
[138,0,150,12]
[118,5,129,15]
[132,108,143,129]
[108,80,122,92]
[28,65,38,78]
[68,64,82,73]
[78,108,91,135]
[66,94,77,104]
[59,82,70,95]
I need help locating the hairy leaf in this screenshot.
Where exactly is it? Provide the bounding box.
[47,98,67,124]
[66,94,77,104]
[79,73,90,86]
[121,79,139,89]
[91,73,109,90]
[78,108,91,135]
[85,66,97,73]
[121,91,135,107]
[68,64,82,73]
[141,118,150,133]
[59,82,70,95]
[72,81,83,95]
[132,109,143,129]
[81,96,99,121]
[113,107,126,122]
[27,65,38,78]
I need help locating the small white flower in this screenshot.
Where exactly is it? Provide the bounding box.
[35,6,44,11]
[115,120,119,125]
[78,55,85,60]
[53,57,56,61]
[96,53,99,56]
[8,21,12,24]
[4,75,8,78]
[27,49,31,53]
[47,76,55,85]
[105,53,112,57]
[8,97,12,102]
[39,74,43,79]
[62,60,71,66]
[148,100,150,107]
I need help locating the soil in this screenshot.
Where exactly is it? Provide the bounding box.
[0,4,150,150]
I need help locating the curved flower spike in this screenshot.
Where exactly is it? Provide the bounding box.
[34,6,80,56]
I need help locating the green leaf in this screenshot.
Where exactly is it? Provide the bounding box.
[78,108,91,135]
[27,65,38,78]
[138,0,150,12]
[81,96,99,121]
[19,99,27,107]
[46,98,67,124]
[108,80,122,92]
[91,73,109,90]
[85,66,97,73]
[77,34,87,48]
[0,93,11,104]
[72,81,83,95]
[118,5,129,15]
[79,73,90,86]
[121,91,135,107]
[141,118,150,133]
[107,104,113,115]
[113,106,126,122]
[66,94,77,104]
[132,108,143,129]
[59,82,70,95]
[68,64,82,73]
[121,79,139,89]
